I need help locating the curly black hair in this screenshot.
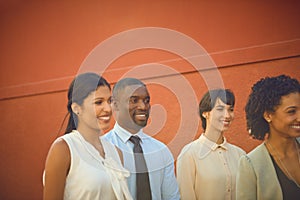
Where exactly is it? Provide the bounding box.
[245,74,300,140]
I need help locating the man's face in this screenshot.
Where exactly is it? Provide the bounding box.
[116,85,151,133]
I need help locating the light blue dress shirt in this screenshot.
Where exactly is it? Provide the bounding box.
[103,123,180,200]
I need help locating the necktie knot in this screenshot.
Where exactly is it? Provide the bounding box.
[129,136,141,145]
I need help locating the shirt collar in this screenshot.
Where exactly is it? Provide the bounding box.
[113,123,146,143]
[214,137,228,150]
[199,134,228,151]
[196,134,228,159]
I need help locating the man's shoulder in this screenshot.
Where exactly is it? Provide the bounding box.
[143,134,168,147]
[102,129,117,142]
[103,130,111,136]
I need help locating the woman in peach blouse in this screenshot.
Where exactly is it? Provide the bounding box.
[177,89,245,200]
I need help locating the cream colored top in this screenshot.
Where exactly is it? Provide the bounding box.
[60,130,132,200]
[236,143,283,200]
[176,134,245,200]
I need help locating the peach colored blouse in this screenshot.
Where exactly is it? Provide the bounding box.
[176,134,245,200]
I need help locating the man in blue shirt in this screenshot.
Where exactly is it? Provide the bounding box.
[104,78,180,200]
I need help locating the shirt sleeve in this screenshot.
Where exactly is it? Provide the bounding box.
[161,161,180,200]
[176,146,197,200]
[236,155,257,200]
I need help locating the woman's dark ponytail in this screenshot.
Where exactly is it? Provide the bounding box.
[65,100,77,134]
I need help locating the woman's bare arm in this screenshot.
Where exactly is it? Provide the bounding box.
[43,138,70,200]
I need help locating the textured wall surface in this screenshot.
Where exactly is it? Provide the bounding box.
[0,1,299,199]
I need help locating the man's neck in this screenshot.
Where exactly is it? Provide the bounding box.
[117,122,141,134]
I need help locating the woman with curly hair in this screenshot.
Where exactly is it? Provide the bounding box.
[236,74,300,200]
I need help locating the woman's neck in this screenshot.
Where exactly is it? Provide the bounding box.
[76,126,106,158]
[266,135,297,156]
[204,128,224,144]
[77,126,102,146]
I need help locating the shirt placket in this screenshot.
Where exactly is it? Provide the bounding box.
[217,148,232,200]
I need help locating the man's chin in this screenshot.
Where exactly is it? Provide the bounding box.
[134,121,147,129]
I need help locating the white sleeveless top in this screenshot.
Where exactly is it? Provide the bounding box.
[59,130,132,200]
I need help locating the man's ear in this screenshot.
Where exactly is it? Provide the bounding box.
[263,111,272,123]
[71,103,81,115]
[112,100,119,111]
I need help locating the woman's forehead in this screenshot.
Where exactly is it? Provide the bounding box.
[213,98,233,108]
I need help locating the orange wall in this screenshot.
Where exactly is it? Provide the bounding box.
[0,1,299,199]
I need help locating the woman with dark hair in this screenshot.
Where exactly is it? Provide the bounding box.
[177,89,245,200]
[43,72,132,200]
[236,75,300,200]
